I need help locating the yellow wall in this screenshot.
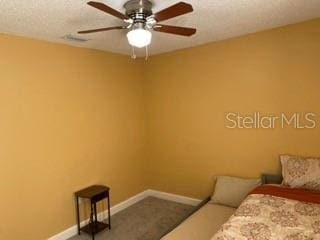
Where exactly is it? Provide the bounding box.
[144,19,320,199]
[1,18,320,239]
[0,34,146,239]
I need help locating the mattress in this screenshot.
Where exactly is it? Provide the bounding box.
[211,185,320,240]
[161,203,236,240]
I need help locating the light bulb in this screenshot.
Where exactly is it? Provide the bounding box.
[127,29,152,48]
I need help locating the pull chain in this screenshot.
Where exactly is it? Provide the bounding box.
[131,46,137,59]
[131,46,150,60]
[145,45,149,61]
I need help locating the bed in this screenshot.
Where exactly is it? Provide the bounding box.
[161,172,320,240]
[211,184,320,240]
[161,203,236,240]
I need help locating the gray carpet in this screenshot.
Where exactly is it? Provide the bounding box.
[69,197,195,240]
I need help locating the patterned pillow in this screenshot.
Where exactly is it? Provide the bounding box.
[280,155,320,191]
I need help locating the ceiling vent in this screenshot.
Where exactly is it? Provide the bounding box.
[62,34,89,43]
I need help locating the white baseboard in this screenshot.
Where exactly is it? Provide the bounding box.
[146,189,201,206]
[48,189,201,240]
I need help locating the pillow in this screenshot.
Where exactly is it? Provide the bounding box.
[210,176,261,208]
[280,155,320,191]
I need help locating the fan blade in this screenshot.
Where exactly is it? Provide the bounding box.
[87,1,127,20]
[154,2,193,22]
[78,26,125,34]
[153,24,196,36]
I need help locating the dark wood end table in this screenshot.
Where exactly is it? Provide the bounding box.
[75,185,111,240]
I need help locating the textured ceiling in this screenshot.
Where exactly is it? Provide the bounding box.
[0,0,320,56]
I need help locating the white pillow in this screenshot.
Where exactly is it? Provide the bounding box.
[281,155,320,191]
[210,176,261,208]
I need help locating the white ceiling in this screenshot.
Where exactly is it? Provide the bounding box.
[0,0,320,56]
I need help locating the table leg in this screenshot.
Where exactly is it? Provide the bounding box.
[107,192,111,229]
[76,197,80,235]
[94,202,97,223]
[90,202,95,240]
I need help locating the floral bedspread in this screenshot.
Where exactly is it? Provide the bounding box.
[211,186,320,240]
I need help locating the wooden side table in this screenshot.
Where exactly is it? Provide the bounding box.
[75,185,111,240]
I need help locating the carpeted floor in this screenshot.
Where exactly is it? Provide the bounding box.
[69,197,195,240]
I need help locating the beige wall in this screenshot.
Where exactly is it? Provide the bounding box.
[144,19,320,199]
[1,18,320,240]
[0,34,146,239]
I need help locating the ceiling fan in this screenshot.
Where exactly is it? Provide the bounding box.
[78,0,196,51]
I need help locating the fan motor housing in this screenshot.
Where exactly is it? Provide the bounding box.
[124,0,153,20]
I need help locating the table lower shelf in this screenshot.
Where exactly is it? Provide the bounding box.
[81,221,109,235]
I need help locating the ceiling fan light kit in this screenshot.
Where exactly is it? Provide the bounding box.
[78,0,196,58]
[127,28,152,48]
